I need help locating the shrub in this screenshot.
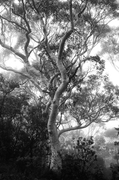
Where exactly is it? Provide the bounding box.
[61,136,107,180]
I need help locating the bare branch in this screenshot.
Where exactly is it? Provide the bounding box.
[0,65,30,78]
[58,0,74,61]
[48,73,60,90]
[28,44,40,56]
[31,0,39,14]
[69,63,82,81]
[0,65,44,93]
[58,120,93,137]
[70,0,74,29]
[59,91,71,110]
[77,0,88,18]
[43,100,51,115]
[21,0,31,57]
[0,39,27,62]
[0,15,27,32]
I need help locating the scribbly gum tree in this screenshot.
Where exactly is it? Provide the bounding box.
[0,0,118,173]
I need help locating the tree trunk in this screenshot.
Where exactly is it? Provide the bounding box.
[47,2,73,171]
[49,127,62,172]
[47,100,63,173]
[47,55,69,172]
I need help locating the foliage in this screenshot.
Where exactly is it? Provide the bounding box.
[60,136,106,180]
[0,75,49,179]
[62,73,119,133]
[110,163,119,180]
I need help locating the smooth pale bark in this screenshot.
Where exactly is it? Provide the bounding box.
[47,31,72,172]
[47,33,72,172]
[47,76,69,172]
[47,0,74,172]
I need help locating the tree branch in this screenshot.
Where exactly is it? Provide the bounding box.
[0,39,27,62]
[58,0,74,61]
[0,15,27,32]
[21,0,31,58]
[58,120,93,137]
[31,0,39,14]
[48,73,60,90]
[0,65,44,93]
[47,0,74,141]
[77,0,88,18]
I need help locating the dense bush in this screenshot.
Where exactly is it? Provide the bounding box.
[0,76,50,179]
[60,136,107,180]
[110,163,119,180]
